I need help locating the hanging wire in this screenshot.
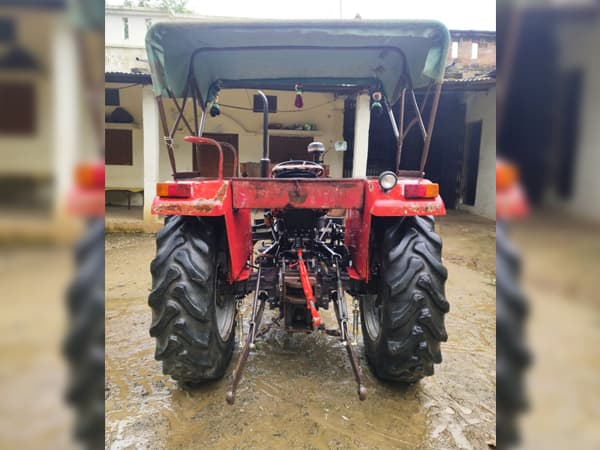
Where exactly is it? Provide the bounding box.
[218,98,338,113]
[109,83,142,90]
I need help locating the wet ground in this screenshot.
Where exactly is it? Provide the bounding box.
[0,246,76,450]
[105,211,497,449]
[512,213,600,450]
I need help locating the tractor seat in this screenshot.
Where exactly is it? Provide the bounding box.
[271,160,324,178]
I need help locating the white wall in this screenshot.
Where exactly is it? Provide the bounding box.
[555,19,600,222]
[460,87,496,220]
[105,83,144,190]
[0,11,57,177]
[105,8,168,48]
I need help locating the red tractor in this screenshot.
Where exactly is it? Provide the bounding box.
[146,20,450,402]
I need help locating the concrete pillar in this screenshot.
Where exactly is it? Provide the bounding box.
[352,91,371,178]
[142,85,161,229]
[52,23,80,224]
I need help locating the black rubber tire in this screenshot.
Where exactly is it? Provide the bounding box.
[63,218,105,449]
[361,216,449,383]
[148,215,235,384]
[496,222,531,448]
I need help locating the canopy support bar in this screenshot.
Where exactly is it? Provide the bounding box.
[387,82,442,176]
[394,88,406,171]
[419,81,442,173]
[156,95,177,175]
[167,89,195,137]
[410,89,428,141]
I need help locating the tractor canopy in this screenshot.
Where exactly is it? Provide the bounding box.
[146,19,450,107]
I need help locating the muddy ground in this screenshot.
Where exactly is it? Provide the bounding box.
[105,211,497,450]
[0,246,76,450]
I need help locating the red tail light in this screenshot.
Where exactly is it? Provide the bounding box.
[404,183,439,199]
[75,162,105,190]
[496,160,518,191]
[156,182,191,198]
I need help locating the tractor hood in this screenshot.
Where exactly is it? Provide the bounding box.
[145,19,450,107]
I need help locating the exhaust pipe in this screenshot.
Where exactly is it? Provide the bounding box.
[256,90,270,178]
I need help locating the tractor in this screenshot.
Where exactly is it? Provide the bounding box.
[146,20,450,403]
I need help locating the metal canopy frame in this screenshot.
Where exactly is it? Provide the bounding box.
[388,81,443,175]
[154,53,443,179]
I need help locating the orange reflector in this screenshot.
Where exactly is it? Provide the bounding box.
[496,160,518,191]
[156,182,191,198]
[404,183,439,199]
[75,162,105,190]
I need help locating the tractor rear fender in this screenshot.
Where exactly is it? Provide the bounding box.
[151,180,253,283]
[344,179,446,282]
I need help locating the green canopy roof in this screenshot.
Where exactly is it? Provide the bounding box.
[146,20,449,107]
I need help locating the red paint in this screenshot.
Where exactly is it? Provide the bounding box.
[67,188,105,217]
[232,178,364,209]
[497,184,528,220]
[152,180,252,283]
[296,248,321,328]
[344,179,445,281]
[153,177,446,284]
[68,161,105,217]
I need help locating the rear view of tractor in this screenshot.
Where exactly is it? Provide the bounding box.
[145,20,451,402]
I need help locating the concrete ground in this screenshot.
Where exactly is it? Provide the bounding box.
[105,211,497,450]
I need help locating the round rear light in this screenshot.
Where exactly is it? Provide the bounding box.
[378,171,398,191]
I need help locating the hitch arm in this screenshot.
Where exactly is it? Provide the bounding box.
[226,266,267,404]
[333,259,367,401]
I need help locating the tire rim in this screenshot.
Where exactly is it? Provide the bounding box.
[214,268,235,341]
[363,294,383,341]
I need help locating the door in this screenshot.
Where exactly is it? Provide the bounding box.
[193,133,239,177]
[269,136,314,164]
[462,121,482,206]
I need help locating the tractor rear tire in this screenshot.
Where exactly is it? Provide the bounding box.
[64,218,104,449]
[148,215,236,384]
[361,216,449,383]
[496,222,530,447]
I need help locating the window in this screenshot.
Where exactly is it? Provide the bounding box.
[253,94,277,113]
[105,88,120,106]
[0,82,35,134]
[105,129,133,165]
[146,18,152,30]
[123,18,129,40]
[451,41,458,59]
[471,42,479,60]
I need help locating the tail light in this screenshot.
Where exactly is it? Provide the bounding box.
[156,182,191,198]
[404,183,439,199]
[75,162,104,190]
[496,160,518,191]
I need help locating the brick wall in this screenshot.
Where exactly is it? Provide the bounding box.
[447,31,496,79]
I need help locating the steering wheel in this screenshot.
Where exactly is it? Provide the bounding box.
[271,160,324,178]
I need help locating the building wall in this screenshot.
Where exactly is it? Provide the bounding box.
[105,7,168,48]
[460,87,496,220]
[447,31,496,79]
[552,19,600,222]
[105,7,170,73]
[0,11,57,177]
